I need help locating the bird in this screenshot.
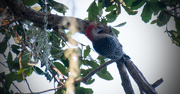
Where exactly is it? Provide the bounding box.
[85,25,124,61]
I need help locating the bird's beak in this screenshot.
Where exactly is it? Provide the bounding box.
[97,28,103,34]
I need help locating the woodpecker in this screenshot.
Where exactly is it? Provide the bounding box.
[85,25,124,61]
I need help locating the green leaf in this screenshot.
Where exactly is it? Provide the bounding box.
[11,44,20,55]
[97,56,107,73]
[7,51,13,62]
[7,52,13,71]
[168,30,180,47]
[157,11,171,27]
[100,18,107,25]
[83,60,99,69]
[131,0,146,10]
[115,2,121,15]
[51,48,60,55]
[97,71,113,80]
[84,45,91,58]
[151,19,158,24]
[54,62,68,76]
[111,27,120,37]
[33,66,52,81]
[105,5,116,12]
[0,28,7,34]
[24,68,34,76]
[122,5,138,15]
[97,2,103,11]
[141,3,153,23]
[105,10,117,22]
[75,87,93,94]
[45,72,52,82]
[156,1,166,10]
[60,53,69,68]
[17,68,26,74]
[101,0,113,8]
[0,34,10,53]
[5,72,15,90]
[81,69,92,77]
[12,57,20,70]
[87,1,99,21]
[22,0,38,6]
[97,56,106,65]
[51,1,68,15]
[114,22,127,27]
[123,0,137,7]
[16,73,23,82]
[33,66,44,75]
[14,25,24,36]
[149,1,162,15]
[174,18,180,32]
[149,1,166,15]
[21,51,31,64]
[7,52,20,71]
[0,41,7,53]
[0,72,5,79]
[85,77,95,85]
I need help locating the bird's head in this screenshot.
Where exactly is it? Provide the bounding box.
[85,25,103,42]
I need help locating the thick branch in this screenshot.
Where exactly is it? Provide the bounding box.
[124,58,157,94]
[2,0,111,34]
[116,61,135,94]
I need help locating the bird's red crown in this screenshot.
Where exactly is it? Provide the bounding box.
[85,25,96,41]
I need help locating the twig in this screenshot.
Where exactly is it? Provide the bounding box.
[51,65,66,80]
[152,78,164,88]
[54,76,65,85]
[81,60,115,83]
[116,61,135,94]
[0,62,8,68]
[1,17,22,27]
[12,82,22,93]
[20,85,65,94]
[164,9,180,19]
[25,79,32,93]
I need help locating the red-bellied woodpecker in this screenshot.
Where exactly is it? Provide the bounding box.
[85,25,124,61]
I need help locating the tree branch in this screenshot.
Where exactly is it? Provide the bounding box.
[116,61,135,94]
[124,58,159,94]
[163,9,180,19]
[50,65,66,80]
[15,60,114,94]
[80,60,115,83]
[2,0,111,35]
[25,79,32,93]
[152,78,164,88]
[17,85,65,94]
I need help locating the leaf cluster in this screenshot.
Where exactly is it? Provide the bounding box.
[123,0,180,46]
[87,0,180,47]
